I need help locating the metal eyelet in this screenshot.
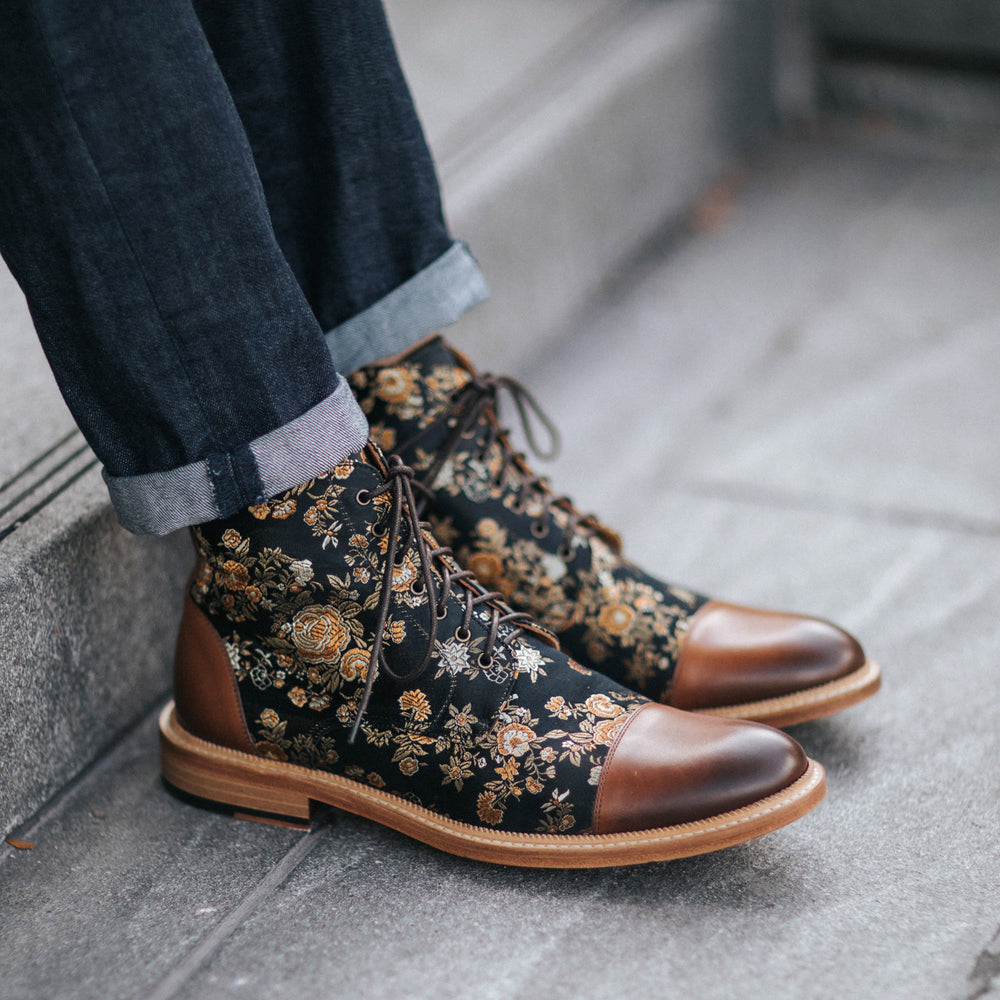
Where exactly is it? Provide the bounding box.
[355,489,372,505]
[409,578,425,596]
[477,653,494,669]
[372,520,387,537]
[455,626,471,642]
[530,520,549,539]
[558,543,573,560]
[436,605,449,620]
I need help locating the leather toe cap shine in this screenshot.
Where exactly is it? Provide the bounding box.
[592,703,808,835]
[669,600,866,712]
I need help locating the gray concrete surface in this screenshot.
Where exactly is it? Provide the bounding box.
[1,0,773,834]
[815,0,1000,56]
[0,263,191,835]
[408,0,776,374]
[3,133,998,999]
[821,62,1000,134]
[813,0,1000,133]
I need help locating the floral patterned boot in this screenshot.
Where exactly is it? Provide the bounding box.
[161,443,824,867]
[349,337,881,728]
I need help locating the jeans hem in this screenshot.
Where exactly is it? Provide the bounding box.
[325,240,489,373]
[104,379,369,535]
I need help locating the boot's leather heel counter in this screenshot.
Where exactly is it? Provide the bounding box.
[174,592,255,755]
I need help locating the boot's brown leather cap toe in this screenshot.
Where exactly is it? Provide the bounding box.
[669,600,866,712]
[592,703,808,835]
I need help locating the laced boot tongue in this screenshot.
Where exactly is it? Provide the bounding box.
[351,336,623,554]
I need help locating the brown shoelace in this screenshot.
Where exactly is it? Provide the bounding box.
[349,454,531,742]
[405,374,595,560]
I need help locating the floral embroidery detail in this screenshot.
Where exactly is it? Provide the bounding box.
[289,605,351,662]
[190,452,648,835]
[349,338,709,703]
[399,689,432,722]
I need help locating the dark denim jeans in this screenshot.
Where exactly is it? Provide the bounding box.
[0,0,487,533]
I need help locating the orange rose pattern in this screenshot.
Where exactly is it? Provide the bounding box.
[190,454,647,835]
[350,338,708,703]
[290,606,351,662]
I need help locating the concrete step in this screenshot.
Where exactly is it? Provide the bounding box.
[2,132,998,1000]
[0,0,776,834]
[813,0,1000,134]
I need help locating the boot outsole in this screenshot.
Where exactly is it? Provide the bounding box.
[693,658,882,729]
[159,702,826,868]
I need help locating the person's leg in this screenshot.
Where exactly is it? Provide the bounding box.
[0,0,367,534]
[191,0,488,376]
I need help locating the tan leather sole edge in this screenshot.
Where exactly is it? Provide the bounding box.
[159,702,825,869]
[694,658,882,728]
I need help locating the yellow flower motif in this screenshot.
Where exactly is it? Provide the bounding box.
[367,772,386,788]
[372,426,396,452]
[496,722,535,757]
[584,693,623,719]
[245,585,262,603]
[271,498,296,519]
[476,518,501,540]
[476,790,503,826]
[496,758,518,781]
[383,619,406,644]
[340,648,370,682]
[399,689,432,722]
[290,605,351,662]
[260,708,280,728]
[332,460,354,479]
[288,687,307,707]
[526,777,543,794]
[221,529,241,548]
[375,366,416,403]
[390,555,419,591]
[222,560,249,591]
[399,757,419,776]
[248,503,270,520]
[593,716,629,747]
[468,551,503,587]
[545,695,571,720]
[597,603,636,637]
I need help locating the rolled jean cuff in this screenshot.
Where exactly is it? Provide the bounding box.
[104,379,369,535]
[325,240,489,374]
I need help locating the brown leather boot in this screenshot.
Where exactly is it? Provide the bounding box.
[349,336,880,727]
[161,444,825,867]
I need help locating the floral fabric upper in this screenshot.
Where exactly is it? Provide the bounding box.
[190,448,647,835]
[349,338,709,704]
